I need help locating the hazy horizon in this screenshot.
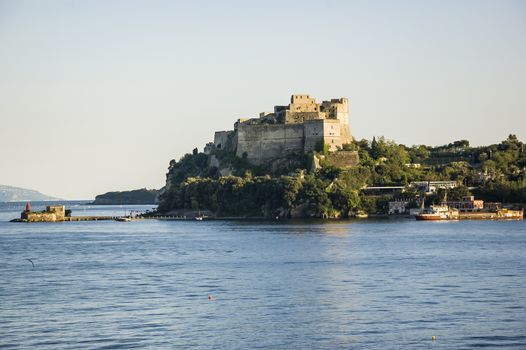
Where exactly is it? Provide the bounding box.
[1,0,525,199]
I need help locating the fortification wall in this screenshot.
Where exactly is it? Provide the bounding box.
[24,212,57,222]
[214,130,236,152]
[237,124,305,164]
[304,120,324,152]
[325,151,360,168]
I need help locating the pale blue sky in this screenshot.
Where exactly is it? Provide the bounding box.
[1,0,525,199]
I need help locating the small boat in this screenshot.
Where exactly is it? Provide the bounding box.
[195,216,203,221]
[353,211,369,219]
[115,217,132,222]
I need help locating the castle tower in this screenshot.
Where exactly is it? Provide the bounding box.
[335,97,349,126]
[289,94,319,112]
[231,94,354,164]
[335,97,351,141]
[320,97,351,141]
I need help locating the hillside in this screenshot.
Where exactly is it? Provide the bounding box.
[0,185,61,202]
[92,188,160,205]
[156,135,526,218]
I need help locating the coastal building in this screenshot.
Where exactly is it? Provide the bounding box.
[388,200,409,215]
[211,94,355,165]
[362,186,405,195]
[364,181,458,196]
[21,204,66,222]
[411,181,458,194]
[388,198,423,215]
[484,202,502,210]
[404,163,422,169]
[442,196,484,212]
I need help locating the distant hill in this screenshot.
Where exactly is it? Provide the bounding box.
[0,185,61,202]
[92,188,160,205]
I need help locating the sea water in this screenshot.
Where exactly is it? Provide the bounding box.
[1,202,525,349]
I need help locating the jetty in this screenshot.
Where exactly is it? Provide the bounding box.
[64,216,117,222]
[9,203,211,223]
[10,203,128,223]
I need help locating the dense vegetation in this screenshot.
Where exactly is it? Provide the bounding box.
[157,135,526,217]
[92,188,160,205]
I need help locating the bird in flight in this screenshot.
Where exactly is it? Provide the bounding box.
[26,258,35,268]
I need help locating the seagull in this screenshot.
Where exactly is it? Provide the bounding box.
[26,258,35,268]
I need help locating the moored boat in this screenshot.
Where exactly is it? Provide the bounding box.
[415,205,458,221]
[415,212,443,221]
[496,208,524,220]
[353,210,369,219]
[416,206,523,221]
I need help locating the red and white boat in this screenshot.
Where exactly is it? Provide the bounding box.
[415,205,457,221]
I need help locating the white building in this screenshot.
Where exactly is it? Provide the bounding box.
[411,181,458,194]
[388,201,408,215]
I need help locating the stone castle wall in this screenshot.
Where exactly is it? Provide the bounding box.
[236,123,306,163]
[325,151,360,168]
[24,212,57,222]
[213,130,237,151]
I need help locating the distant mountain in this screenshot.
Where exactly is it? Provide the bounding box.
[0,185,61,202]
[91,188,160,205]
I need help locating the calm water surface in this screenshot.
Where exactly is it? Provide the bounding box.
[1,203,525,349]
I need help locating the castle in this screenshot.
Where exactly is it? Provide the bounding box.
[208,94,353,165]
